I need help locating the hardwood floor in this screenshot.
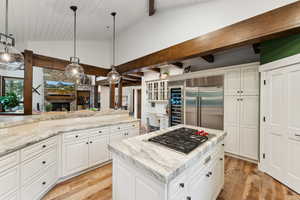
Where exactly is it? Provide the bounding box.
[43,156,300,200]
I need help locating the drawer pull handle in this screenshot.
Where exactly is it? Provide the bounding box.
[179,183,184,188]
[295,134,300,137]
[42,161,46,164]
[187,197,191,200]
[220,158,223,161]
[98,131,102,133]
[204,156,211,165]
[42,181,46,185]
[42,145,46,148]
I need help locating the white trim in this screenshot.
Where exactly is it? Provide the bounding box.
[259,53,300,72]
[168,62,259,81]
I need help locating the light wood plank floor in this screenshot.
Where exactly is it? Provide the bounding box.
[43,156,300,200]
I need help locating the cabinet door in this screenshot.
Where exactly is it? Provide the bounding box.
[169,193,185,200]
[240,96,259,127]
[211,158,224,200]
[114,162,135,200]
[187,168,212,200]
[224,96,240,155]
[89,135,109,167]
[241,66,259,95]
[0,166,19,199]
[62,139,89,176]
[239,127,259,160]
[224,96,239,125]
[286,65,300,193]
[224,69,241,95]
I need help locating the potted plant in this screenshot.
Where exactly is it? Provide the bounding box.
[0,92,19,112]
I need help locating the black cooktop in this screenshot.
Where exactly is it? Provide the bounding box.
[148,127,215,154]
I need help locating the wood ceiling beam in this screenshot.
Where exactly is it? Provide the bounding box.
[125,72,144,78]
[149,0,155,16]
[201,55,215,63]
[116,2,300,73]
[32,53,110,76]
[123,75,141,81]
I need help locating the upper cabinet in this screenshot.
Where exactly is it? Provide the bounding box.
[225,64,259,96]
[147,80,168,102]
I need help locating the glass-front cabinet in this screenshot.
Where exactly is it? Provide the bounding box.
[146,80,168,102]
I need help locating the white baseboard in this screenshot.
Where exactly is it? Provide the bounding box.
[225,152,258,164]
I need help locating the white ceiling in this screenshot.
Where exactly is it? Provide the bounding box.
[0,0,210,43]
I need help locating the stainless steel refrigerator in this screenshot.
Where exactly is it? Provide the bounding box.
[185,75,224,130]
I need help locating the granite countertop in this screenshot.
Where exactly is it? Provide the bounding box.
[109,125,227,184]
[0,112,139,157]
[0,109,130,129]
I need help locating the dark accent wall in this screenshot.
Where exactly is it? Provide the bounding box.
[261,33,300,64]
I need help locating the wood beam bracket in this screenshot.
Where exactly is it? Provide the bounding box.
[202,54,215,63]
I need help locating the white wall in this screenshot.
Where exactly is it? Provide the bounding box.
[116,0,296,65]
[27,40,111,68]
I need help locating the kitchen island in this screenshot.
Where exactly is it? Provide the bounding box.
[109,125,227,200]
[0,110,140,200]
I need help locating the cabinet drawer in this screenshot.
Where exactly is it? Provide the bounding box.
[88,127,110,137]
[189,143,223,175]
[0,152,19,173]
[21,136,57,162]
[127,122,140,129]
[1,192,18,200]
[21,164,57,200]
[168,173,186,199]
[110,124,129,132]
[63,130,90,142]
[21,146,57,185]
[0,166,19,198]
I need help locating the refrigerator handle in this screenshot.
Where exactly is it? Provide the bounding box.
[198,96,202,127]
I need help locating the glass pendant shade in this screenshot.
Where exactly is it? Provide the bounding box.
[65,57,84,81]
[0,44,24,70]
[107,65,121,84]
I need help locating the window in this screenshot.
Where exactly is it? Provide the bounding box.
[1,77,24,113]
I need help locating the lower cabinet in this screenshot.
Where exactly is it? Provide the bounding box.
[0,166,19,200]
[89,135,109,167]
[113,143,224,200]
[62,139,90,176]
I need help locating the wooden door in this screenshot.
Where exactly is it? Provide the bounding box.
[286,65,300,193]
[241,66,259,95]
[224,69,241,95]
[89,135,109,167]
[62,139,89,176]
[265,69,286,182]
[137,89,142,119]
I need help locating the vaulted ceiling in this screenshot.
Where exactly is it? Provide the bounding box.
[0,0,211,43]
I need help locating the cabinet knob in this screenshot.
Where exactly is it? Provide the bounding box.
[237,91,240,93]
[209,172,212,175]
[75,135,79,138]
[42,145,46,148]
[220,158,223,161]
[86,142,89,145]
[179,183,184,188]
[295,134,300,137]
[186,197,191,200]
[90,141,93,144]
[42,181,46,185]
[98,131,102,133]
[42,161,46,164]
[241,91,243,93]
[206,173,210,178]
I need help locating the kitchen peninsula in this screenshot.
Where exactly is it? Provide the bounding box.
[109,125,227,200]
[0,110,140,200]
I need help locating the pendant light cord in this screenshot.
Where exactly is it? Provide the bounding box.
[73,8,77,58]
[112,12,116,68]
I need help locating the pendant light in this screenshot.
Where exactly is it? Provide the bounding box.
[0,0,24,70]
[107,12,121,85]
[65,6,84,81]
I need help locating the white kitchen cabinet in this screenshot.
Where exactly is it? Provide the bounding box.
[62,139,89,176]
[224,64,259,96]
[224,64,259,161]
[224,68,241,95]
[260,61,300,194]
[89,135,109,167]
[187,168,212,200]
[0,166,19,199]
[147,80,168,102]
